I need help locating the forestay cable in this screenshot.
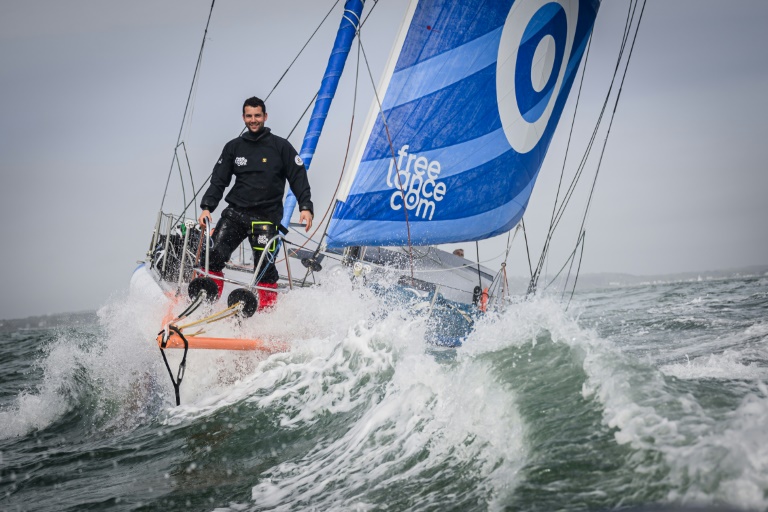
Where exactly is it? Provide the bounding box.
[159,0,216,213]
[563,0,647,301]
[528,0,646,296]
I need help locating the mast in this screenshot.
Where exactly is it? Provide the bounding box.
[281,0,365,229]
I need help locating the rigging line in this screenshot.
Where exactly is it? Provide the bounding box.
[475,241,483,289]
[360,0,381,27]
[620,0,638,49]
[502,265,509,298]
[521,218,533,278]
[547,32,594,228]
[538,0,636,246]
[565,231,587,311]
[236,6,333,141]
[536,103,599,274]
[238,3,341,134]
[264,0,342,103]
[496,226,517,299]
[565,0,647,292]
[504,228,513,261]
[174,150,187,213]
[532,51,612,287]
[553,0,644,298]
[160,0,216,212]
[544,86,606,234]
[540,230,584,292]
[561,227,582,299]
[537,35,593,284]
[253,0,379,139]
[489,263,510,303]
[529,1,637,292]
[611,0,646,121]
[358,34,415,279]
[483,268,504,304]
[183,46,205,143]
[179,141,197,220]
[503,224,519,263]
[311,36,363,247]
[558,0,641,248]
[176,303,241,330]
[173,174,212,224]
[286,92,319,140]
[272,26,364,275]
[250,0,379,140]
[560,228,583,299]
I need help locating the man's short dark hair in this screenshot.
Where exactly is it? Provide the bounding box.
[243,96,266,114]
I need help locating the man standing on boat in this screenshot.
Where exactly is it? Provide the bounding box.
[197,96,313,310]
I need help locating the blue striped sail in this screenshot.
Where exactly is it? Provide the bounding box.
[325,0,600,248]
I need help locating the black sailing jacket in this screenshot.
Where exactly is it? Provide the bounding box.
[200,127,313,224]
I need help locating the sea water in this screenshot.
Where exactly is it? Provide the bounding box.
[1,272,767,511]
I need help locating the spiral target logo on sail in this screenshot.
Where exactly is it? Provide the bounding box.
[497,0,578,154]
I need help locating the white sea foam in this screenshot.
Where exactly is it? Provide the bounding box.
[0,341,76,439]
[5,268,767,510]
[744,321,768,342]
[160,271,390,414]
[0,270,172,438]
[246,313,527,510]
[660,384,768,509]
[461,295,586,356]
[157,273,530,510]
[661,350,768,381]
[572,306,768,510]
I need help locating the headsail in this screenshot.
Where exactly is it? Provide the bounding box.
[326,0,600,248]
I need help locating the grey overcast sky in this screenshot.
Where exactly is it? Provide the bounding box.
[1,0,767,320]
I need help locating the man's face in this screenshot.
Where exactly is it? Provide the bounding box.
[243,105,267,133]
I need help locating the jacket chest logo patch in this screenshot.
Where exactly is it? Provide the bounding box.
[235,157,248,166]
[262,158,267,163]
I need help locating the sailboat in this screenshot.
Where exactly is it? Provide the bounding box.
[132,0,603,402]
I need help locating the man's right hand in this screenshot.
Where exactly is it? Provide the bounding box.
[198,209,212,229]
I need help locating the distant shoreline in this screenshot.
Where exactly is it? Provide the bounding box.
[505,264,768,294]
[0,310,98,333]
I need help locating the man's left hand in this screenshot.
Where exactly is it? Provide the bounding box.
[299,210,313,232]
